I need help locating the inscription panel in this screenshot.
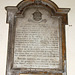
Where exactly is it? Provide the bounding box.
[13,8,62,69]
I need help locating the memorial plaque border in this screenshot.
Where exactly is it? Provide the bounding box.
[5,0,70,75]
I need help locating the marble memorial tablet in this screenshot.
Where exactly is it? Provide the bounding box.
[13,8,62,68]
[13,8,62,69]
[5,0,70,75]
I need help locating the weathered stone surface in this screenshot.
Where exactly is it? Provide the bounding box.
[13,8,62,69]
